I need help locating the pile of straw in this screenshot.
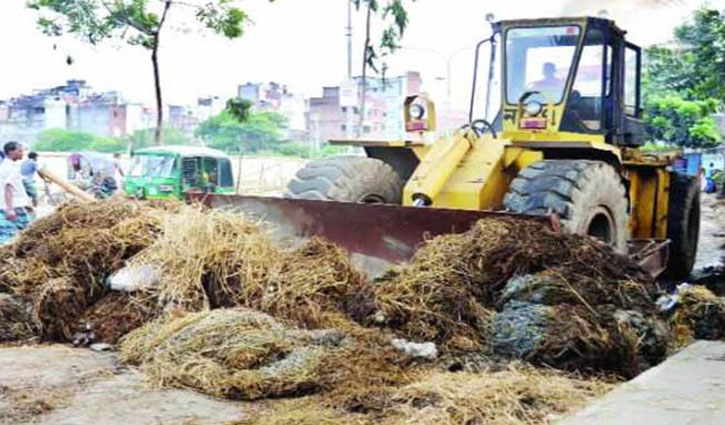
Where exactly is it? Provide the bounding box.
[120,308,414,400]
[669,285,725,346]
[130,208,367,329]
[356,218,656,354]
[255,237,368,329]
[239,365,612,425]
[128,207,278,313]
[0,199,169,343]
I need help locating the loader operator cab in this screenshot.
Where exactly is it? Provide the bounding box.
[471,17,645,145]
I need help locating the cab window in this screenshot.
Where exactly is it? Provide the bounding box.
[624,46,640,117]
[561,27,611,133]
[506,25,581,105]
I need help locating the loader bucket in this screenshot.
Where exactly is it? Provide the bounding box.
[188,194,553,276]
[186,194,668,279]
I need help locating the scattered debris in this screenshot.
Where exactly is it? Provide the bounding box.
[391,338,438,360]
[107,264,162,292]
[72,324,95,347]
[89,343,113,352]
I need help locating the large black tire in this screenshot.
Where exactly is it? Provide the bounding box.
[662,173,700,281]
[286,156,404,204]
[503,160,629,254]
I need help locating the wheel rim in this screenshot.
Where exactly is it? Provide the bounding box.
[358,194,386,204]
[584,206,616,245]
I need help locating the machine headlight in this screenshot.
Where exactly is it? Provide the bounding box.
[409,103,426,120]
[524,101,543,116]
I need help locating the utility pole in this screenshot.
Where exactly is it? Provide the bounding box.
[345,0,354,139]
[346,0,352,79]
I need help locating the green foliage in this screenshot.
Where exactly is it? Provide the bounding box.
[28,0,250,49]
[641,142,677,152]
[642,7,725,149]
[195,110,288,153]
[33,127,191,152]
[645,96,721,148]
[34,128,126,152]
[353,0,415,74]
[644,8,725,102]
[225,98,253,122]
[126,127,191,149]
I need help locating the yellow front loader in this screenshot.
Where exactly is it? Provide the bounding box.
[200,16,699,280]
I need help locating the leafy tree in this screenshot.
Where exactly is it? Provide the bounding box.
[644,8,725,102]
[33,127,191,152]
[352,0,415,136]
[28,0,251,145]
[34,128,125,152]
[126,127,191,150]
[641,8,725,149]
[195,110,288,153]
[645,96,720,148]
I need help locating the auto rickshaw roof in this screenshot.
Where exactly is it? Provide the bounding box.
[132,146,230,159]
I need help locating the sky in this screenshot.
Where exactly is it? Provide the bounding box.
[1,0,723,112]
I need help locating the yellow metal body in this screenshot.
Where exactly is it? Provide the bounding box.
[331,132,672,240]
[329,16,674,240]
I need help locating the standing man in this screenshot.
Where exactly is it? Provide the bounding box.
[706,162,717,194]
[20,151,40,208]
[0,142,33,243]
[112,153,125,178]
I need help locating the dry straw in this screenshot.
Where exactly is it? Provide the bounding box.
[0,199,168,342]
[120,308,414,400]
[238,365,612,425]
[358,218,657,353]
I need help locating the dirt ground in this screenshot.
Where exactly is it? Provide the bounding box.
[0,345,250,425]
[2,194,725,424]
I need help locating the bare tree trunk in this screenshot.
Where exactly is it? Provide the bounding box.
[357,3,372,139]
[152,0,172,146]
[152,46,163,145]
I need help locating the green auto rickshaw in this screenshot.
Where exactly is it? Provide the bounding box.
[124,146,235,200]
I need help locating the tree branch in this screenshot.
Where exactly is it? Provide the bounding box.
[100,0,154,35]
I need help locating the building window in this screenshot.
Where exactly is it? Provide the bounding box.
[363,126,371,134]
[341,124,347,132]
[341,107,347,113]
[353,107,360,115]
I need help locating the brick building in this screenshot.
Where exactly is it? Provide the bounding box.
[306,71,423,143]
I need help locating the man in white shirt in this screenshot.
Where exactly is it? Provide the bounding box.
[0,142,33,244]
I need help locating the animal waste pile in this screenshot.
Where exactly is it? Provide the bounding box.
[0,200,168,342]
[4,199,725,425]
[354,218,666,377]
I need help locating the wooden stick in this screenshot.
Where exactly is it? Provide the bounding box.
[38,167,96,203]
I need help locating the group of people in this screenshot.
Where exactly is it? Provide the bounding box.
[0,142,42,243]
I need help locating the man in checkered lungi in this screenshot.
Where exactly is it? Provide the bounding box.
[0,142,33,244]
